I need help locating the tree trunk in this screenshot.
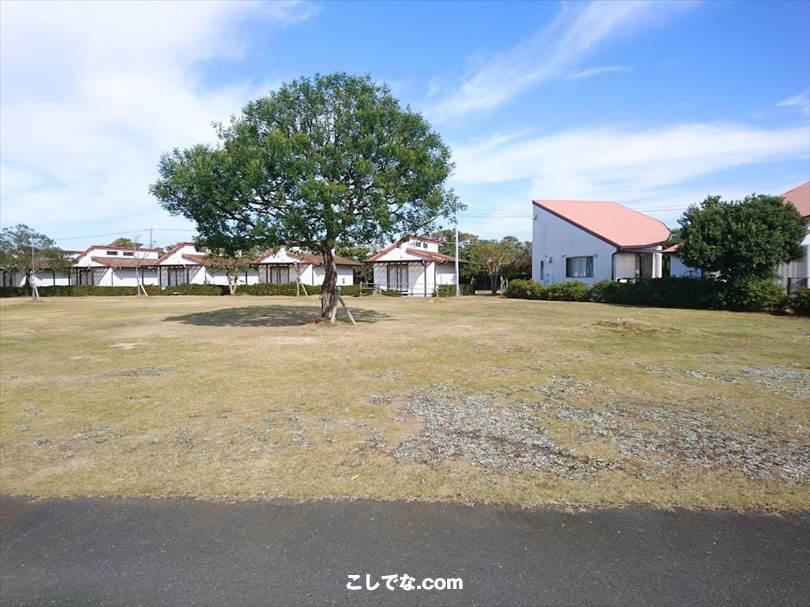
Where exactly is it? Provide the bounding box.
[489,271,498,295]
[318,245,339,323]
[227,274,238,295]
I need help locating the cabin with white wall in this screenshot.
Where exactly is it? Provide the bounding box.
[72,245,161,287]
[369,237,458,296]
[532,200,669,285]
[156,242,259,288]
[254,248,358,286]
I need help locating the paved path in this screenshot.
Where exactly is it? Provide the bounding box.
[1,496,808,606]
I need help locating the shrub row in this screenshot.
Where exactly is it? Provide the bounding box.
[436,284,475,297]
[0,283,373,298]
[504,277,809,314]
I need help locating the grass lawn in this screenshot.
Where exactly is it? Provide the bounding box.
[1,295,808,511]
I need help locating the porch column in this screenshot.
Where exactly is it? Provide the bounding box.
[652,252,662,279]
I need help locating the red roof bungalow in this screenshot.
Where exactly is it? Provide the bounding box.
[531,199,670,284]
[367,236,459,296]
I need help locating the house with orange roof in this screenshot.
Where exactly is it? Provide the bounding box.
[368,236,459,296]
[531,200,670,285]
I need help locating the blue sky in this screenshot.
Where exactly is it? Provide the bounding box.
[1,0,808,250]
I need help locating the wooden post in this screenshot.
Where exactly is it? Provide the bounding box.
[337,289,357,327]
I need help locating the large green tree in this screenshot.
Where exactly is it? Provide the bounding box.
[679,194,806,282]
[151,73,458,322]
[0,224,72,299]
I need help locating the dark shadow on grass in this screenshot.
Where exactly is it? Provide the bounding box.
[163,304,389,328]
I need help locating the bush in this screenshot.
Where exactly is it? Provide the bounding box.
[791,288,810,316]
[237,283,320,296]
[599,277,721,309]
[587,279,613,302]
[380,288,402,297]
[503,279,545,300]
[158,283,228,296]
[436,284,474,297]
[339,285,374,297]
[545,281,590,302]
[719,278,786,312]
[0,287,26,298]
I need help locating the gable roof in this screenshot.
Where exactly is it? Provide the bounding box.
[157,241,197,264]
[782,181,810,218]
[532,200,670,249]
[404,248,458,263]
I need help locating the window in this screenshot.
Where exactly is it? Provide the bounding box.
[387,263,408,292]
[123,251,134,257]
[269,265,290,284]
[106,251,119,256]
[565,256,593,278]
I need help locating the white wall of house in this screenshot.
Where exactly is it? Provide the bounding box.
[532,207,617,284]
[255,247,355,286]
[435,263,456,285]
[373,260,436,296]
[667,255,701,278]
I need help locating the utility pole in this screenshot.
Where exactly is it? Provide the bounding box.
[148,227,153,249]
[454,211,460,297]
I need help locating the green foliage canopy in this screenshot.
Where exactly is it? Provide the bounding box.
[0,224,72,275]
[150,73,458,319]
[678,194,806,281]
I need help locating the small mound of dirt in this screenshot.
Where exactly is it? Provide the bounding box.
[593,319,673,333]
[113,366,173,378]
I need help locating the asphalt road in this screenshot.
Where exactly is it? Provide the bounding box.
[1,496,808,606]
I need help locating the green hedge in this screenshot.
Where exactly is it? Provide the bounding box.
[503,279,546,300]
[340,285,374,297]
[159,284,228,296]
[237,283,321,296]
[599,277,720,309]
[436,284,474,297]
[0,287,27,298]
[380,289,402,297]
[545,281,590,302]
[790,288,810,316]
[504,276,799,313]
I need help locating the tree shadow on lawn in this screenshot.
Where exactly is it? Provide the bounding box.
[164,304,389,328]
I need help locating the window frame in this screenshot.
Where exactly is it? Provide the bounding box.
[565,256,594,279]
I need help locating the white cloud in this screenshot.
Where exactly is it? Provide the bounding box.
[777,89,810,117]
[426,1,695,121]
[0,0,317,237]
[568,65,632,80]
[453,121,810,236]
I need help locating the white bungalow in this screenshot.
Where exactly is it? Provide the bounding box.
[532,200,670,284]
[253,248,359,286]
[156,242,259,288]
[72,245,161,287]
[368,236,459,296]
